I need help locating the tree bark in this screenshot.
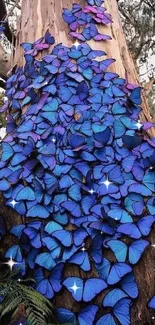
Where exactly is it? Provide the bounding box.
[0,0,13,43]
[4,0,155,324]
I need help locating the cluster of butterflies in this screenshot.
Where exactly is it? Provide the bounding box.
[0,0,155,324]
[63,3,112,42]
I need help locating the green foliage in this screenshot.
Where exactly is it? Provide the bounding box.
[0,270,56,325]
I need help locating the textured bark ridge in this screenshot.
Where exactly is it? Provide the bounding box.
[6,0,155,323]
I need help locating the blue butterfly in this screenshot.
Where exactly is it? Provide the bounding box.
[26,204,50,218]
[148,296,155,309]
[52,229,88,247]
[5,244,23,262]
[63,277,107,302]
[87,0,104,6]
[55,305,99,325]
[23,221,42,248]
[96,298,132,325]
[117,216,155,238]
[120,272,138,299]
[35,252,56,270]
[106,239,149,264]
[34,263,64,299]
[16,186,35,201]
[96,258,132,285]
[10,224,25,239]
[129,87,142,105]
[68,251,91,271]
[1,143,14,161]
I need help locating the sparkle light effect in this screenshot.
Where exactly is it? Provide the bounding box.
[70,282,80,295]
[52,137,56,143]
[81,247,87,252]
[10,199,18,207]
[89,189,95,195]
[135,121,143,130]
[100,177,112,189]
[4,257,17,271]
[74,40,80,49]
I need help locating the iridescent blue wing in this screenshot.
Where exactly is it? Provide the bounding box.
[27,205,50,218]
[122,134,142,149]
[74,229,88,246]
[55,308,76,325]
[107,240,127,262]
[95,258,111,281]
[16,186,35,201]
[113,298,132,325]
[96,314,116,325]
[49,262,64,293]
[107,263,132,285]
[52,230,72,247]
[83,278,107,302]
[117,224,141,239]
[36,278,54,299]
[103,289,127,307]
[1,143,14,161]
[129,87,142,105]
[5,244,23,262]
[137,215,155,236]
[68,251,91,271]
[120,273,138,299]
[78,305,99,325]
[143,171,155,192]
[35,252,56,270]
[44,221,63,234]
[10,224,25,238]
[61,201,81,217]
[148,296,155,309]
[129,239,149,265]
[63,277,83,302]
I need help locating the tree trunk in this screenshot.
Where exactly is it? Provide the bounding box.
[4,0,155,324]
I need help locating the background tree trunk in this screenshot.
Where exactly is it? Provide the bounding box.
[3,0,155,324]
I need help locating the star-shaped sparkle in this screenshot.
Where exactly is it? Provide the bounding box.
[70,282,80,295]
[74,40,80,49]
[10,199,18,207]
[89,189,95,195]
[100,177,112,189]
[81,247,87,252]
[4,257,17,271]
[135,121,143,130]
[52,137,56,143]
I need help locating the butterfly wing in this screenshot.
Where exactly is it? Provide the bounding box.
[52,230,72,247]
[120,273,138,299]
[148,296,155,309]
[55,308,76,325]
[129,239,149,265]
[83,278,107,302]
[107,263,132,285]
[69,252,91,271]
[35,253,56,270]
[63,277,83,302]
[107,240,127,262]
[78,305,99,325]
[103,289,127,307]
[113,298,132,325]
[96,314,116,325]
